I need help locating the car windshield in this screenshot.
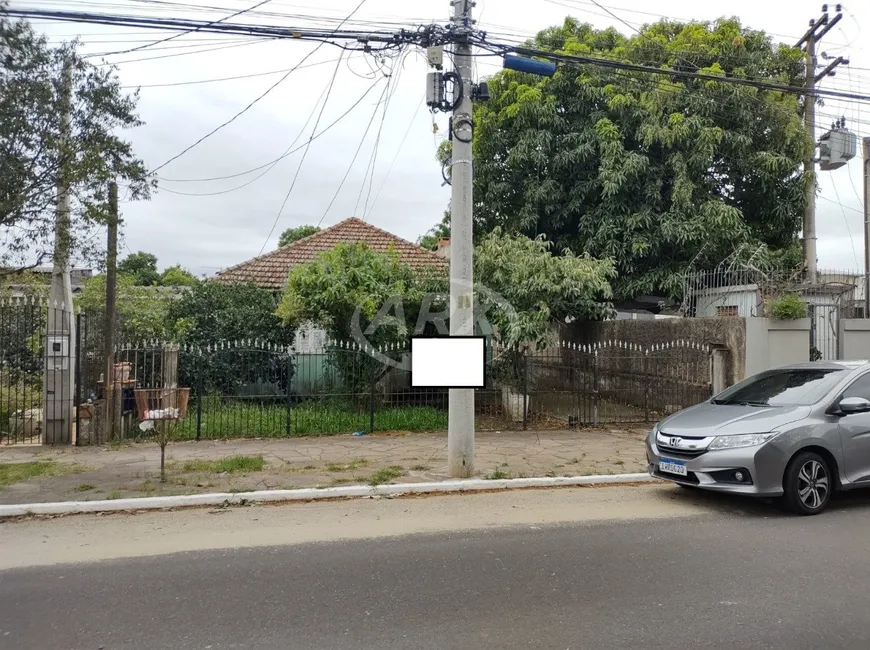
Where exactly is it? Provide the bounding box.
[711,368,848,407]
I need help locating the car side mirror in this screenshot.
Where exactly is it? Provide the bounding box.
[838,396,870,414]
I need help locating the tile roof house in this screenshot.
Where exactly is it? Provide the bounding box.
[214,217,448,290]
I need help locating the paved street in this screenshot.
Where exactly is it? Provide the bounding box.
[3,485,870,649]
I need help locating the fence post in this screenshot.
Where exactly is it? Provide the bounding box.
[74,312,82,445]
[592,350,599,426]
[285,353,293,437]
[522,352,528,431]
[196,360,203,441]
[369,375,376,434]
[643,349,650,422]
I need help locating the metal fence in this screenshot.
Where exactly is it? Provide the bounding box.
[0,298,77,445]
[75,337,713,443]
[2,297,715,444]
[681,263,866,361]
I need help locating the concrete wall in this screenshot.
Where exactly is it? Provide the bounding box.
[744,318,810,377]
[839,319,870,361]
[561,317,746,385]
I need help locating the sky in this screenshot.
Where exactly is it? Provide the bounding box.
[19,0,870,277]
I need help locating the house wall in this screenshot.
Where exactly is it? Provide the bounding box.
[694,285,760,318]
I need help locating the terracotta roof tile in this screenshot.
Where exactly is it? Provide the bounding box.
[214,218,448,289]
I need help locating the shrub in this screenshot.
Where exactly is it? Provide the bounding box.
[767,293,808,320]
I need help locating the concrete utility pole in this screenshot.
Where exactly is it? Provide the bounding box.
[447,0,475,478]
[44,57,76,445]
[863,137,870,318]
[105,181,119,440]
[797,4,845,284]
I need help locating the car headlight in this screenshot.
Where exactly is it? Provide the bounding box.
[708,432,780,450]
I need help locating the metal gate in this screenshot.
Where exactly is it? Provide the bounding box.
[809,303,841,361]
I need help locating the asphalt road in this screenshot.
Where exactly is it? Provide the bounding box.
[3,486,870,650]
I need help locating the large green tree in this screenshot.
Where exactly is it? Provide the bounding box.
[117,251,160,286]
[0,9,152,271]
[278,225,320,248]
[447,17,809,299]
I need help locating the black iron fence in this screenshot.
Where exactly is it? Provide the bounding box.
[76,337,713,443]
[1,298,714,445]
[0,298,78,445]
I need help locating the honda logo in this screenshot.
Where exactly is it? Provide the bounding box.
[669,437,681,448]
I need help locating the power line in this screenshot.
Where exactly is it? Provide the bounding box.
[258,49,349,254]
[90,0,277,58]
[141,0,370,174]
[118,55,343,88]
[366,94,426,218]
[541,0,862,51]
[148,44,321,173]
[478,37,870,104]
[88,37,272,63]
[315,80,392,229]
[830,175,860,269]
[155,73,386,194]
[356,50,405,219]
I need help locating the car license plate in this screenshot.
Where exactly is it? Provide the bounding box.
[659,458,687,477]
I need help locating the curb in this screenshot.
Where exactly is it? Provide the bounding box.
[0,473,656,518]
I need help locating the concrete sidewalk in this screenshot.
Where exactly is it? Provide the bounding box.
[0,428,648,505]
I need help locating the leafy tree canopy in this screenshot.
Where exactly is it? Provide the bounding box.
[117,251,160,286]
[278,225,320,248]
[277,243,434,393]
[417,211,451,251]
[442,17,810,300]
[166,281,293,348]
[475,228,615,353]
[161,265,198,287]
[77,274,178,342]
[0,8,152,271]
[277,243,429,346]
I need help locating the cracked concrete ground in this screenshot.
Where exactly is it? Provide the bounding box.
[0,428,648,505]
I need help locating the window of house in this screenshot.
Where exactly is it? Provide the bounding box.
[716,305,739,317]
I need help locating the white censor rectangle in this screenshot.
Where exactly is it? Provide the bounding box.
[410,336,485,389]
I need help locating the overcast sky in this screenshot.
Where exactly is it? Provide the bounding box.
[25,0,870,276]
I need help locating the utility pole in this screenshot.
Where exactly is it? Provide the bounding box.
[863,137,870,318]
[105,182,119,440]
[797,4,845,284]
[447,0,475,478]
[44,57,76,445]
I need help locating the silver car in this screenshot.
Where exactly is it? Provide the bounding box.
[646,360,870,515]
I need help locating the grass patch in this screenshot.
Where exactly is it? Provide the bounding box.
[106,490,122,500]
[229,487,255,494]
[410,464,430,472]
[325,458,370,472]
[486,467,512,480]
[303,464,317,470]
[181,455,265,474]
[170,401,448,440]
[0,461,85,488]
[368,465,406,486]
[75,483,96,492]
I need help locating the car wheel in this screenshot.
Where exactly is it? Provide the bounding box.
[783,451,832,516]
